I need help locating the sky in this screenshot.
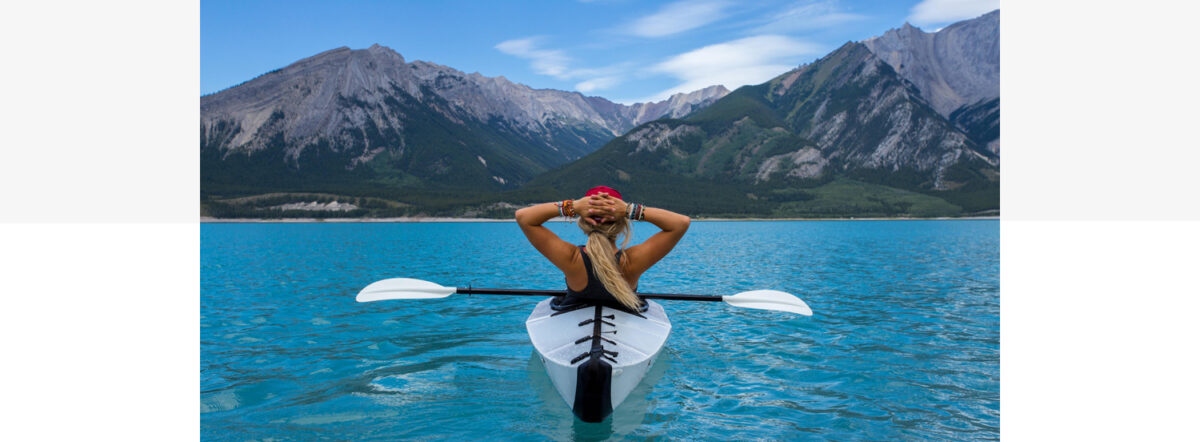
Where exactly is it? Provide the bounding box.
[202,0,999,104]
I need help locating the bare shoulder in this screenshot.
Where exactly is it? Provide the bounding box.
[621,243,652,275]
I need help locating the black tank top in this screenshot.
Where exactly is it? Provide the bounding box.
[553,246,645,312]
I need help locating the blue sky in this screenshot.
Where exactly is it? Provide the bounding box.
[202,0,998,104]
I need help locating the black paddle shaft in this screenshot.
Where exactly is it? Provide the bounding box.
[455,287,723,302]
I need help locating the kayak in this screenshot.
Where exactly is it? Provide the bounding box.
[357,278,810,421]
[525,297,671,422]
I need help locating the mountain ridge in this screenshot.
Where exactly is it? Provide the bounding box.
[527,38,998,216]
[862,10,999,154]
[202,12,999,219]
[201,44,729,194]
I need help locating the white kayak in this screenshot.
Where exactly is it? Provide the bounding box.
[525,298,671,422]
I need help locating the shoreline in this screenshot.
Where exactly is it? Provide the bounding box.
[201,216,999,223]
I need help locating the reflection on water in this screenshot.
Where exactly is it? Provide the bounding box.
[525,350,671,441]
[202,220,998,439]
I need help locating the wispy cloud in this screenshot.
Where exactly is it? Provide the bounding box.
[643,35,822,102]
[626,0,731,38]
[575,76,622,93]
[907,0,998,27]
[500,1,871,99]
[754,1,867,33]
[496,37,631,93]
[495,37,573,79]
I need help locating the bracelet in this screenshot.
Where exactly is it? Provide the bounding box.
[562,199,575,217]
[556,201,564,217]
[627,203,645,221]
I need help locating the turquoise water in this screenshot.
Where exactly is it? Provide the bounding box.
[201,220,999,440]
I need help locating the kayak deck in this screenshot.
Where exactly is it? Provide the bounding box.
[526,298,671,422]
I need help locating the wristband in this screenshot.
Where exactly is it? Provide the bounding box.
[627,203,645,221]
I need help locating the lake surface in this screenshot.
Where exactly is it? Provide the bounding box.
[201,220,999,440]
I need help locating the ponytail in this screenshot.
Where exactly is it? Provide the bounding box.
[577,217,639,310]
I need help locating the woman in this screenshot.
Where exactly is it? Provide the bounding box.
[514,186,690,312]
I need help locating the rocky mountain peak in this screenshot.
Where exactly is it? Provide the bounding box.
[202,44,732,192]
[203,43,732,149]
[624,85,731,125]
[862,10,999,117]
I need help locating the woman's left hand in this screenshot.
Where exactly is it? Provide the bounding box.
[581,192,627,224]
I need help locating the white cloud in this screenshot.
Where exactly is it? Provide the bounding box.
[907,0,998,27]
[575,76,621,93]
[496,37,628,93]
[755,1,867,33]
[643,35,822,102]
[627,0,731,38]
[495,37,572,79]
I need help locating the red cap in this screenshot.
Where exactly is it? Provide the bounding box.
[585,185,622,200]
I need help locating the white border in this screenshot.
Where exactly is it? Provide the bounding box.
[2,1,1199,439]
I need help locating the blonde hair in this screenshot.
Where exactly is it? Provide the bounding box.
[577,217,639,310]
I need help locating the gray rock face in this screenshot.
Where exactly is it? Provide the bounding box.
[624,122,703,154]
[625,85,731,125]
[201,44,728,157]
[755,147,827,181]
[202,45,412,153]
[769,43,994,189]
[950,97,1000,155]
[201,45,730,191]
[862,10,998,117]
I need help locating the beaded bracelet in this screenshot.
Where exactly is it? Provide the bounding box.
[561,199,575,217]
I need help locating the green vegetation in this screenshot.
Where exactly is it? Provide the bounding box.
[687,85,786,133]
[202,193,404,218]
[772,178,962,218]
[201,175,979,220]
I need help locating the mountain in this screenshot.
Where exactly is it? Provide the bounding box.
[201,44,728,196]
[949,96,999,155]
[203,12,999,219]
[863,10,999,153]
[529,39,999,216]
[616,85,732,124]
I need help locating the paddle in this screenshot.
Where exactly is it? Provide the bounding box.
[356,277,813,316]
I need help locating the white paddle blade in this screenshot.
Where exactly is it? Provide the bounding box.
[356,278,456,302]
[724,290,813,316]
